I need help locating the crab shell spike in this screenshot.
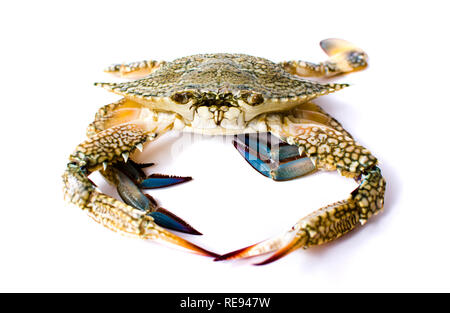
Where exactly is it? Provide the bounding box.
[136,143,144,152]
[93,82,117,90]
[103,60,166,79]
[320,38,364,56]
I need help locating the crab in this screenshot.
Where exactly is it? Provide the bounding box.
[63,38,385,265]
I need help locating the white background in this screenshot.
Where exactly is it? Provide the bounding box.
[1,0,449,292]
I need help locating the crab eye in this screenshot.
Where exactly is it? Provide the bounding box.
[240,91,264,106]
[171,92,194,104]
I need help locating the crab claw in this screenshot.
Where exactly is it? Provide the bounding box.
[114,160,191,189]
[140,174,192,189]
[215,228,308,265]
[114,166,201,235]
[320,38,368,74]
[233,133,316,181]
[149,207,202,235]
[320,38,360,56]
[114,160,148,184]
[64,121,219,258]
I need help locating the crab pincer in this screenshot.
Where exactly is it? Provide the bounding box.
[114,160,193,189]
[233,132,316,181]
[63,122,217,258]
[112,163,200,235]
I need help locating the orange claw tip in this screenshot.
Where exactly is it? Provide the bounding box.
[214,242,263,261]
[170,239,219,258]
[320,38,361,56]
[254,235,308,265]
[156,228,219,258]
[216,231,308,264]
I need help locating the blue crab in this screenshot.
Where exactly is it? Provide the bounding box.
[63,39,385,265]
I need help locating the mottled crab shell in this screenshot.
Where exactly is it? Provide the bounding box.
[96,53,348,122]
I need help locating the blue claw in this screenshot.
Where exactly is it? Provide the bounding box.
[274,144,303,163]
[233,133,316,181]
[113,159,192,189]
[235,133,272,161]
[113,166,201,235]
[140,174,192,189]
[115,169,157,212]
[233,139,272,178]
[270,157,316,181]
[149,208,202,235]
[114,161,147,183]
[233,133,301,163]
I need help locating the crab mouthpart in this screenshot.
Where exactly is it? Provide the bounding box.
[209,105,227,125]
[192,105,244,129]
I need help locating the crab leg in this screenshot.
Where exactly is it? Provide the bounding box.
[289,102,354,139]
[86,98,146,137]
[87,98,193,188]
[280,38,368,78]
[63,118,217,257]
[104,60,166,79]
[217,113,385,264]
